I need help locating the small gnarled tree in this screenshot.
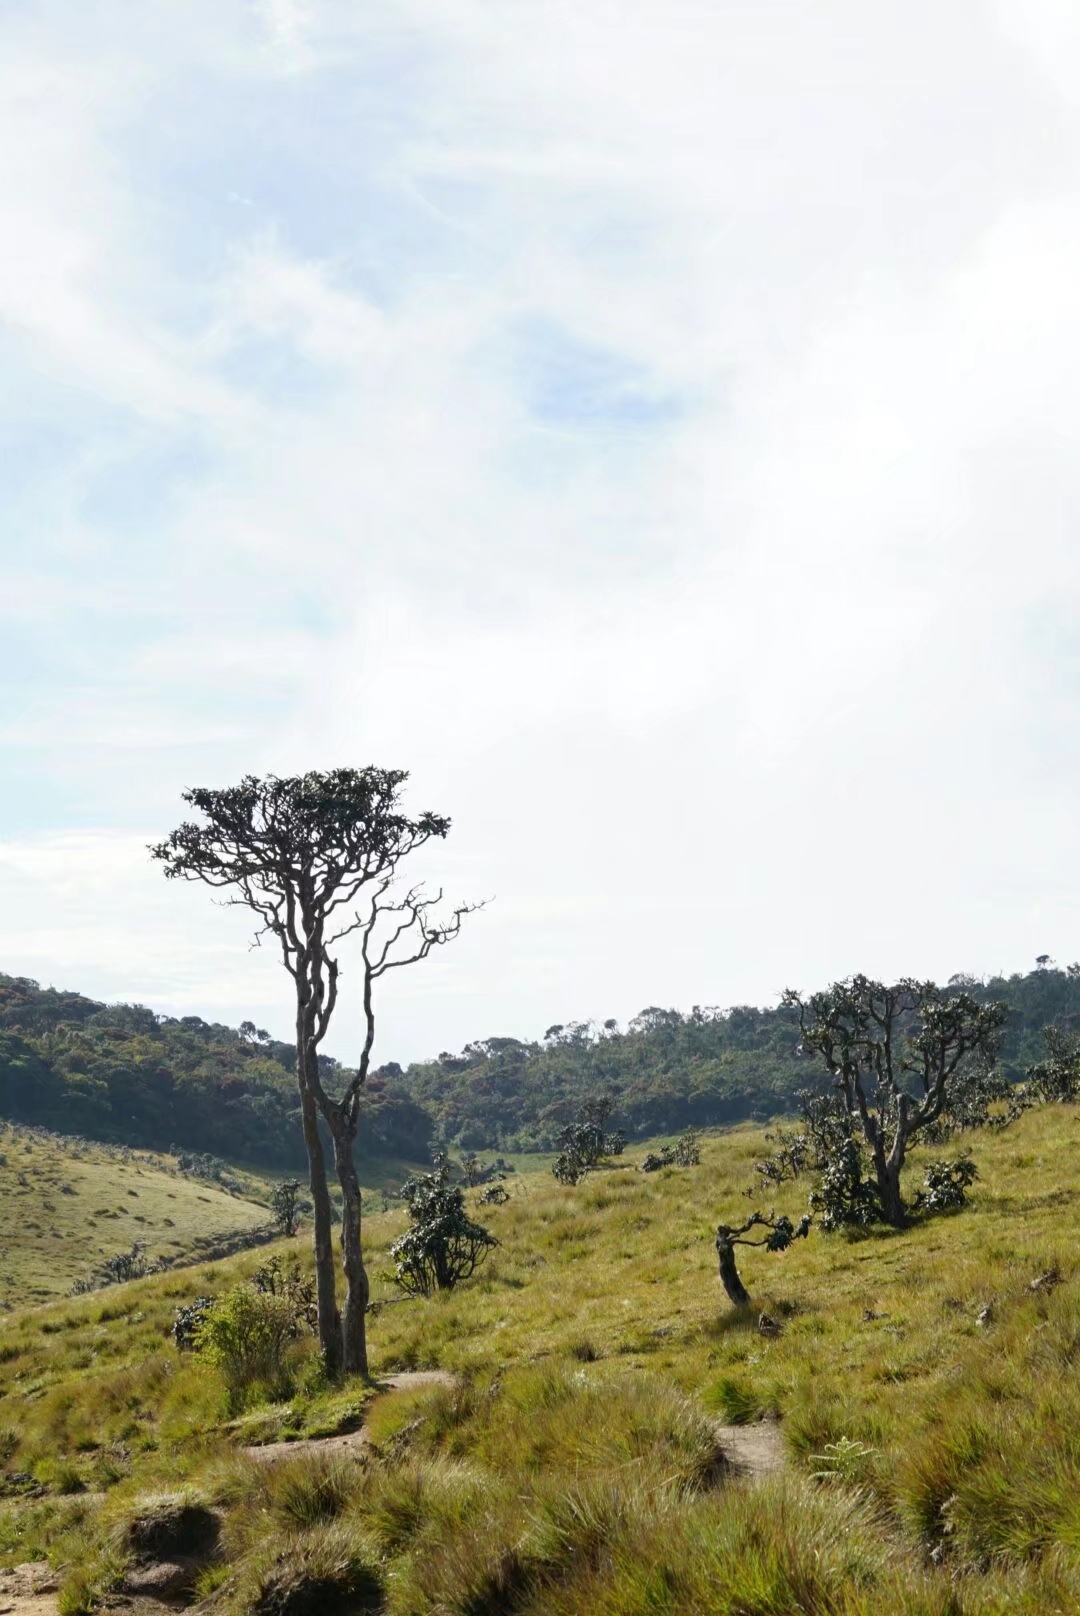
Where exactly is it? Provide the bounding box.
[783,976,1007,1228]
[715,1212,811,1306]
[152,768,477,1376]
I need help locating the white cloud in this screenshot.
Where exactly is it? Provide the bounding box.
[2,1,1080,1060]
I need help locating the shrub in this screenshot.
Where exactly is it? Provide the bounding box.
[1026,1027,1080,1105]
[809,1137,881,1230]
[196,1286,307,1409]
[251,1256,317,1331]
[172,1297,214,1352]
[551,1098,626,1186]
[270,1182,303,1238]
[673,1127,701,1167]
[71,1243,155,1296]
[389,1164,497,1297]
[915,1155,978,1214]
[642,1130,701,1173]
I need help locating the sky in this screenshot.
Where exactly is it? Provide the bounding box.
[3,0,1080,1066]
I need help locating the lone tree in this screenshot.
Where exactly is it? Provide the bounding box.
[782,976,1007,1227]
[152,769,476,1375]
[715,1212,810,1306]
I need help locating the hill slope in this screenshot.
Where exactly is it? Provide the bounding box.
[0,1123,273,1309]
[0,975,433,1168]
[1,1106,1079,1612]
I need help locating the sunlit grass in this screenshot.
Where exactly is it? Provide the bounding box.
[0,1124,271,1308]
[3,1107,1080,1610]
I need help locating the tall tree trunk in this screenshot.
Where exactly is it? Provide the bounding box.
[329,1116,369,1376]
[715,1231,751,1305]
[296,1026,341,1374]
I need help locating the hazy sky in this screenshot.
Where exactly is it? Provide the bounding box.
[3,0,1080,1064]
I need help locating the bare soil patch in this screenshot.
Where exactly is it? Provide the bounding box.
[714,1420,785,1478]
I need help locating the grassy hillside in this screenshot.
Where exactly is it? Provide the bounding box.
[1,1107,1079,1611]
[0,1124,273,1309]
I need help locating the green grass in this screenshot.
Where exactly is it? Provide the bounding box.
[0,1123,276,1309]
[3,1109,1080,1610]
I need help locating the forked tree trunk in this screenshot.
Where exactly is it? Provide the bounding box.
[329,1117,370,1376]
[716,1231,752,1306]
[867,1124,907,1228]
[297,1028,342,1374]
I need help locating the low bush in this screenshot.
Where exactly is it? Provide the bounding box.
[196,1286,307,1411]
[915,1155,978,1214]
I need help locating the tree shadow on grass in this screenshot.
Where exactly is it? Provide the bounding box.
[701,1296,808,1341]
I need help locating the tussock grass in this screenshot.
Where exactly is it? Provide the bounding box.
[366,1363,723,1489]
[224,1522,383,1615]
[3,1110,1080,1611]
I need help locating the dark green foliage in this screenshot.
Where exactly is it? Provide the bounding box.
[641,1127,701,1172]
[674,1126,701,1166]
[8,962,1080,1165]
[405,1005,808,1152]
[809,1138,882,1231]
[0,974,433,1168]
[401,966,1080,1153]
[1026,1026,1080,1104]
[271,1181,303,1237]
[785,976,1008,1226]
[915,1155,978,1213]
[752,1123,814,1190]
[71,1242,156,1295]
[389,1163,497,1296]
[478,1183,509,1205]
[552,1097,626,1185]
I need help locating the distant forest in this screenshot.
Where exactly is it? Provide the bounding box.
[0,974,431,1169]
[1,964,1078,1164]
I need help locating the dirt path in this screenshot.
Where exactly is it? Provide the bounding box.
[0,1374,455,1616]
[242,1370,455,1464]
[714,1420,785,1478]
[1,1379,778,1616]
[0,1563,59,1616]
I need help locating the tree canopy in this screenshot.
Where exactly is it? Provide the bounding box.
[3,962,1079,1163]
